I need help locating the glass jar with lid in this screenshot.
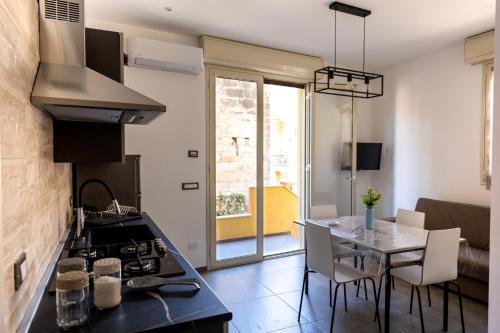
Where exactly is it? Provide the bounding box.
[57,258,87,276]
[56,271,89,330]
[93,258,122,309]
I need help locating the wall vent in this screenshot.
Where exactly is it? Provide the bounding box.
[44,0,80,23]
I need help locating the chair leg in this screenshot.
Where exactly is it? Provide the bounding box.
[298,270,308,321]
[358,256,367,300]
[367,278,381,332]
[329,280,332,307]
[426,285,432,307]
[450,282,466,333]
[363,279,368,300]
[392,276,395,290]
[374,273,384,322]
[415,286,426,333]
[330,283,341,333]
[409,285,414,314]
[343,283,348,312]
[377,272,385,301]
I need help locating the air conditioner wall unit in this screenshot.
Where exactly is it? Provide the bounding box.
[127,37,203,74]
[464,30,494,65]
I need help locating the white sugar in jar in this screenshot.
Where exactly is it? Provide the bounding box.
[93,258,122,309]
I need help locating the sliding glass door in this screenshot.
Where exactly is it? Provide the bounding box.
[209,68,264,268]
[208,68,308,269]
[263,82,305,256]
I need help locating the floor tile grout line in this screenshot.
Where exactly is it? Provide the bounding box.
[225,293,278,307]
[275,289,331,323]
[274,292,312,323]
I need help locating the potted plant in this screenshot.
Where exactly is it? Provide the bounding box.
[361,187,383,230]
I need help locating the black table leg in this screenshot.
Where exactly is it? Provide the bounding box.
[443,281,449,331]
[384,254,392,333]
[353,244,358,286]
[354,244,358,268]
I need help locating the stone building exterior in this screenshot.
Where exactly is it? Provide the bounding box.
[215,78,300,215]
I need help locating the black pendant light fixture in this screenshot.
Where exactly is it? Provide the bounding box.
[314,2,384,98]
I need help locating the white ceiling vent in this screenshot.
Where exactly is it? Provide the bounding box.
[45,0,80,23]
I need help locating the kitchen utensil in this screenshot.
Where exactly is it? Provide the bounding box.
[127,276,201,293]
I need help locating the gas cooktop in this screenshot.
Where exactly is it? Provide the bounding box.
[48,224,185,294]
[70,239,185,281]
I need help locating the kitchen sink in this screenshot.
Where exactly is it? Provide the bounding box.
[89,224,156,246]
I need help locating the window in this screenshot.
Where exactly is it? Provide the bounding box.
[482,62,494,188]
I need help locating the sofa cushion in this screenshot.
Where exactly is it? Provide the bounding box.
[415,198,490,250]
[458,246,489,282]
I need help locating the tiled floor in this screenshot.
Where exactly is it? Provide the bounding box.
[202,254,488,332]
[216,234,302,260]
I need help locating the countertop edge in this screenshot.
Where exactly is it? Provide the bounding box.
[18,227,72,333]
[26,213,232,333]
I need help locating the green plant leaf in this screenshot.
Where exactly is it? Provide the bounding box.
[361,187,383,207]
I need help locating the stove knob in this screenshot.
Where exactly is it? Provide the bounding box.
[154,239,167,254]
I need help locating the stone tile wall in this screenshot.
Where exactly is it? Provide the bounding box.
[215,78,271,199]
[0,1,72,331]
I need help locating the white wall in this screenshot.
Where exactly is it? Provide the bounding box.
[86,18,207,267]
[488,1,500,329]
[86,18,378,267]
[373,43,491,217]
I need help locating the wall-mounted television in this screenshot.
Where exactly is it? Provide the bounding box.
[341,142,382,171]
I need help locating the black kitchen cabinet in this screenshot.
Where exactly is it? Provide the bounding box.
[53,28,125,163]
[54,121,125,163]
[85,27,124,84]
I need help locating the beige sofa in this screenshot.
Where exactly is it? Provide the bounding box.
[414,198,490,303]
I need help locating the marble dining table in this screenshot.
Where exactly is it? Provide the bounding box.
[294,216,432,333]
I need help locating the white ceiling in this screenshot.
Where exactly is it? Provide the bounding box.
[85,0,495,69]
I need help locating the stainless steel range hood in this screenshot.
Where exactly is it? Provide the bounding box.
[30,0,166,124]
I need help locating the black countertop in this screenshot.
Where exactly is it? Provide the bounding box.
[28,214,232,332]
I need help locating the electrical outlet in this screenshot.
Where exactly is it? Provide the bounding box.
[14,253,27,291]
[188,242,198,250]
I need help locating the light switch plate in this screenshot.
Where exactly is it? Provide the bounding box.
[14,252,27,291]
[182,182,199,190]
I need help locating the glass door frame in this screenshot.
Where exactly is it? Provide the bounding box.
[308,87,358,217]
[208,67,264,269]
[263,80,307,256]
[207,66,310,269]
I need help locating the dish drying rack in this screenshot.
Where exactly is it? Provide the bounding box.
[77,203,142,225]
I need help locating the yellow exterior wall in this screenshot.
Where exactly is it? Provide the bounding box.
[216,186,298,241]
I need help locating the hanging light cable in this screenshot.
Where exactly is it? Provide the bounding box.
[314,1,384,99]
[362,16,370,92]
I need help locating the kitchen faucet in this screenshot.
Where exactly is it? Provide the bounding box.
[76,179,121,238]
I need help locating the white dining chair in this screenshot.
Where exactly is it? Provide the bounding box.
[310,205,338,219]
[396,208,426,229]
[298,221,381,333]
[390,228,464,333]
[310,205,368,303]
[377,209,430,305]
